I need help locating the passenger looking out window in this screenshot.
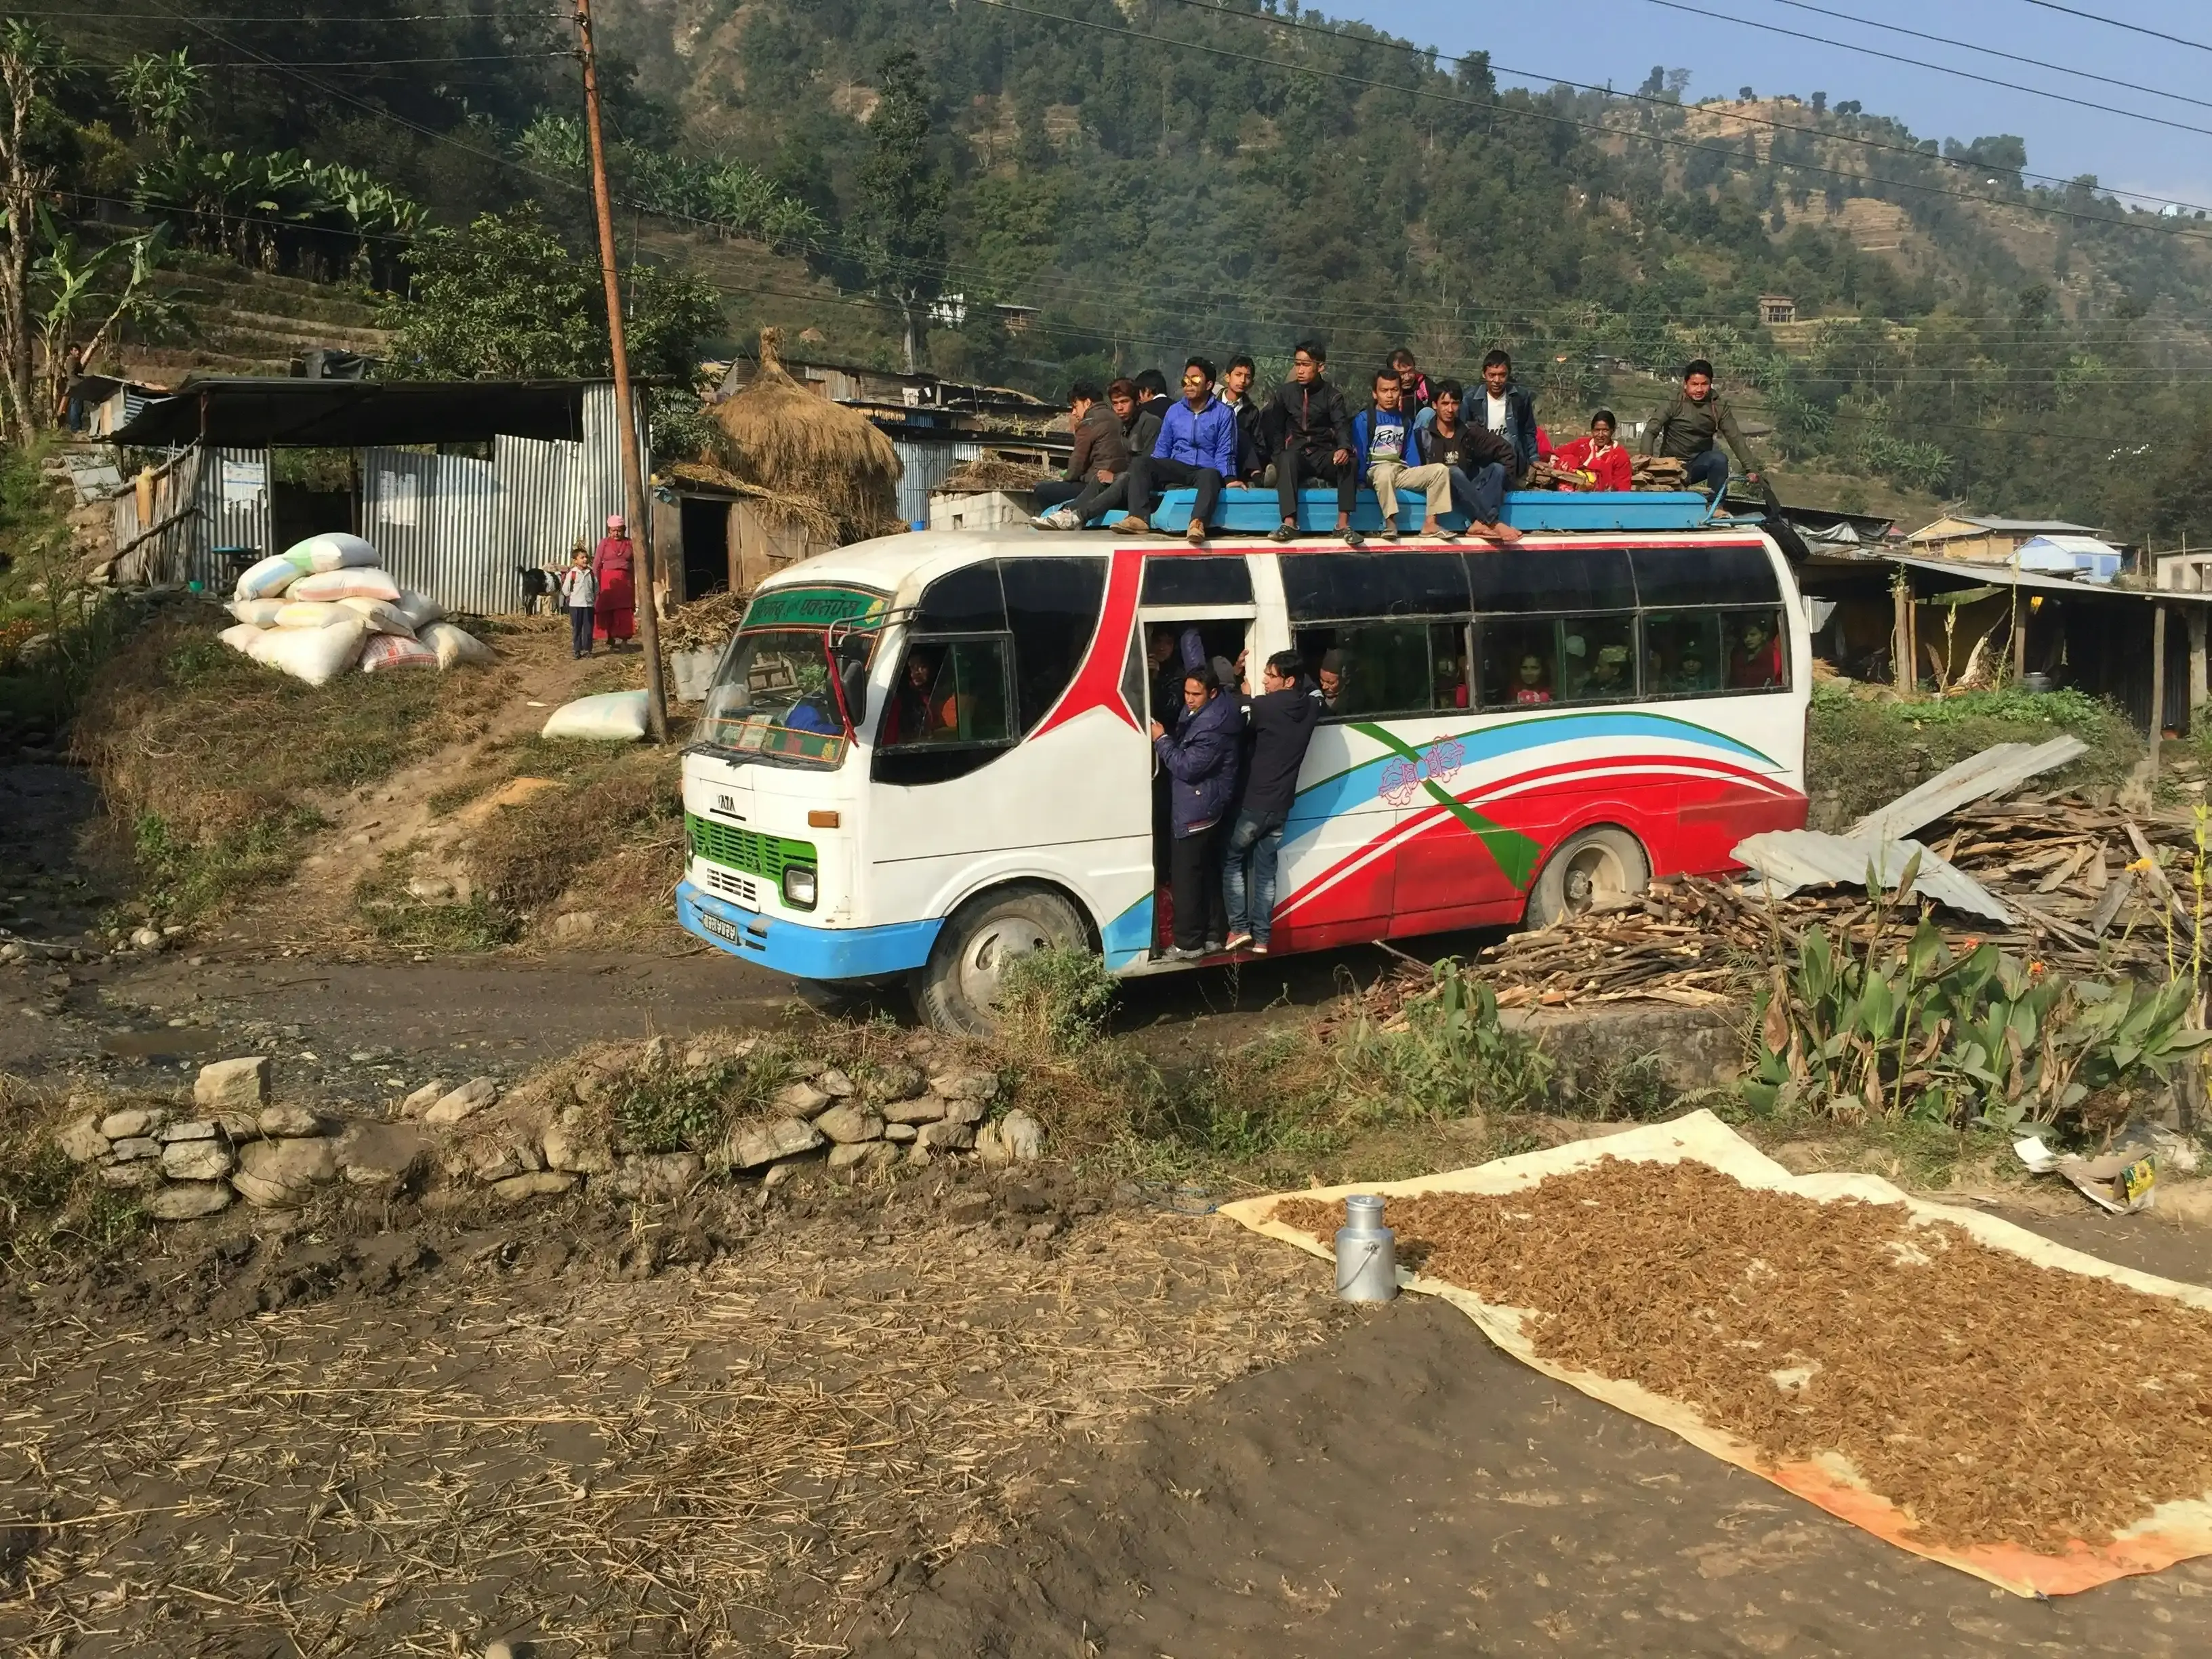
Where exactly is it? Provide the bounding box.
[879,641,1012,748]
[1728,611,1784,689]
[1513,654,1553,705]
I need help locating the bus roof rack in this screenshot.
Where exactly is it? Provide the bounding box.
[1120,487,1723,536]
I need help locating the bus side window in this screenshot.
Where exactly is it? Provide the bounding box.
[1000,556,1108,733]
[1294,621,1465,716]
[1722,608,1787,690]
[1480,619,1561,708]
[879,639,1014,750]
[1559,615,1637,703]
[1645,611,1723,695]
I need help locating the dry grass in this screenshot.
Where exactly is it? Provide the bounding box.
[0,1200,1343,1656]
[712,328,904,541]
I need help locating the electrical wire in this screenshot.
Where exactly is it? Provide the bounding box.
[1757,0,2212,115]
[2011,0,2212,56]
[1119,0,2212,223]
[1642,0,2212,140]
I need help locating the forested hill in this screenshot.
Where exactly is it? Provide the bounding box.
[18,0,2212,539]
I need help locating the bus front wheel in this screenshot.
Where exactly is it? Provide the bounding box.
[913,884,1089,1036]
[1525,826,1650,930]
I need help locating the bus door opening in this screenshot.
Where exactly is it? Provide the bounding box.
[1141,615,1252,953]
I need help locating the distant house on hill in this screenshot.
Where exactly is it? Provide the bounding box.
[1757,293,1797,325]
[1904,512,2111,567]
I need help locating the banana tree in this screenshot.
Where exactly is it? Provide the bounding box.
[32,215,177,419]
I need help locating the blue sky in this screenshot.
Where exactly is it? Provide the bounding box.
[1337,0,2212,216]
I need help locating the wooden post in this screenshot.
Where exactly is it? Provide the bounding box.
[2010,584,2028,684]
[1892,574,1911,695]
[2151,601,2169,775]
[1905,576,1920,694]
[2189,608,2208,734]
[575,0,668,743]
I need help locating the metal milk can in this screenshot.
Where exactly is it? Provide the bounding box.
[1334,1193,1398,1302]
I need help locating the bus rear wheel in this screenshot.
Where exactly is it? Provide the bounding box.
[913,885,1090,1036]
[1525,826,1650,929]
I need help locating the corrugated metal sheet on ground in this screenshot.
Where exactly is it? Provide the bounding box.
[1847,736,2088,843]
[1732,830,2013,924]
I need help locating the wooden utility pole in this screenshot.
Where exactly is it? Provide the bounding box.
[2152,601,2169,781]
[575,0,667,743]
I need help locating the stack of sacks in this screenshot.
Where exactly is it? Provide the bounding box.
[218,533,491,683]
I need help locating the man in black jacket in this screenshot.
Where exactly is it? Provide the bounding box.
[1263,340,1357,544]
[1222,650,1322,955]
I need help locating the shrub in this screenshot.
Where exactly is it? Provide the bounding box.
[996,945,1116,1058]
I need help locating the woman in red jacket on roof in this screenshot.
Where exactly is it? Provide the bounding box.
[1552,410,1633,492]
[593,514,636,647]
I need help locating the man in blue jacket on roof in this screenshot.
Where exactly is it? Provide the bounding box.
[1126,356,1242,544]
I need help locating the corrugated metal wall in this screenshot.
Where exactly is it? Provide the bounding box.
[111,384,642,613]
[892,437,982,527]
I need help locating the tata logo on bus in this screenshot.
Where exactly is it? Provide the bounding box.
[742,586,888,630]
[714,793,739,818]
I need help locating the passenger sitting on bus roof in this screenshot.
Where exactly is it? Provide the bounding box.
[1729,614,1782,689]
[1217,355,1266,483]
[1130,369,1171,451]
[1223,649,1322,956]
[1127,356,1241,543]
[1353,369,1419,544]
[1151,663,1242,961]
[1513,653,1553,705]
[1552,409,1632,493]
[1032,380,1132,531]
[1038,380,1141,530]
[1389,347,1432,425]
[1317,649,1347,712]
[1643,359,1762,504]
[1264,340,1359,545]
[1477,350,1540,480]
[1408,380,1520,543]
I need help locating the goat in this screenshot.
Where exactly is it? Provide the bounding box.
[518,565,560,615]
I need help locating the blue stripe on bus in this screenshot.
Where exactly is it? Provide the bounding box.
[1101,891,1156,970]
[678,882,942,982]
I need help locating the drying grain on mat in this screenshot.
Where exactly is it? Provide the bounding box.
[1273,1158,2212,1552]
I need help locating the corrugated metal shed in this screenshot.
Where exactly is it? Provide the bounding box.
[891,437,983,527]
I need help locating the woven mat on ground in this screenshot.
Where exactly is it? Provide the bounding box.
[1220,1111,2212,1597]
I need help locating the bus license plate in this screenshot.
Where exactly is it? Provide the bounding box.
[698,912,742,945]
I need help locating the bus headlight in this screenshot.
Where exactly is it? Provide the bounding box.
[782,865,818,909]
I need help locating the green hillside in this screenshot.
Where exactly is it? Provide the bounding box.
[14,0,2212,541]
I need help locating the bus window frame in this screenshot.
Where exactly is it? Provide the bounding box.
[873,629,1021,757]
[1473,610,1641,712]
[1294,615,1471,722]
[1640,602,1793,701]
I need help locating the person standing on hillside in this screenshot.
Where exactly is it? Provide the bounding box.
[1477,350,1540,480]
[593,514,636,649]
[1223,649,1322,956]
[1643,359,1762,503]
[1264,340,1356,544]
[1128,356,1240,543]
[559,541,598,659]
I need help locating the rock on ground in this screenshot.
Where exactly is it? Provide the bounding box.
[258,1103,323,1138]
[146,1181,234,1221]
[56,1115,108,1164]
[424,1076,499,1126]
[194,1056,270,1114]
[333,1120,428,1186]
[97,1107,167,1140]
[160,1139,236,1182]
[398,1080,448,1118]
[233,1136,339,1206]
[916,1120,976,1151]
[883,1094,948,1126]
[731,1117,824,1169]
[811,1103,885,1145]
[491,1170,577,1204]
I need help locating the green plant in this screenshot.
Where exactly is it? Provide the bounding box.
[1744,860,2210,1132]
[1336,962,1553,1121]
[997,945,1116,1058]
[613,1047,783,1155]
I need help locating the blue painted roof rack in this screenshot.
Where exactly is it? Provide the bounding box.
[1117,486,1723,535]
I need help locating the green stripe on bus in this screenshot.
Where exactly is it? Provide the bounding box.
[1351,722,1543,891]
[685,815,817,880]
[741,586,888,631]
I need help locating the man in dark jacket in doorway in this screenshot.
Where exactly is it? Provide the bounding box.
[1223,649,1322,955]
[1150,662,1242,960]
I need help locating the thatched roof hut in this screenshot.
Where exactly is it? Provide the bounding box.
[711,328,903,543]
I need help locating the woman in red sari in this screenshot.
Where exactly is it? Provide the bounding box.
[593,514,636,647]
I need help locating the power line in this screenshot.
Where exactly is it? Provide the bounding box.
[1643,0,2212,140]
[1128,0,2212,223]
[2011,0,2212,56]
[1758,0,2212,115]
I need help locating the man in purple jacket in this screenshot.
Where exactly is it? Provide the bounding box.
[1149,661,1242,960]
[1126,356,1241,544]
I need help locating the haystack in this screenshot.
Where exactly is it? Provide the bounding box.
[711,327,904,542]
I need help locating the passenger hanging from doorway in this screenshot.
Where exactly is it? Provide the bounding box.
[1264,340,1358,545]
[1353,369,1418,544]
[594,514,636,650]
[1151,662,1243,961]
[1126,356,1240,543]
[560,541,597,659]
[1223,650,1322,956]
[1552,409,1633,492]
[1031,380,1132,530]
[1408,380,1521,544]
[1477,350,1540,483]
[1643,359,1763,505]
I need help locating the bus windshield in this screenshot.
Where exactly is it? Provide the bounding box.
[701,629,873,764]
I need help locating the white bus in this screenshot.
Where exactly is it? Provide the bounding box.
[679,523,1809,1030]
